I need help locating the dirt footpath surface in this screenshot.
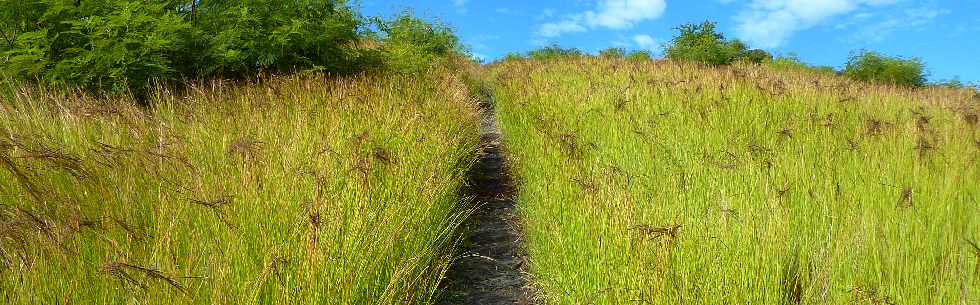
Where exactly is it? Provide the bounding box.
[438,98,535,305]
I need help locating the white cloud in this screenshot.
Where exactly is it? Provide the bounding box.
[853,7,949,43]
[537,0,667,37]
[734,0,899,48]
[633,34,658,49]
[539,19,588,37]
[584,0,668,29]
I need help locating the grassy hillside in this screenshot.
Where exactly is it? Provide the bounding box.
[492,58,979,304]
[0,68,479,304]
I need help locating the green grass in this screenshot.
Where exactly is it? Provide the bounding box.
[0,69,480,304]
[492,58,980,304]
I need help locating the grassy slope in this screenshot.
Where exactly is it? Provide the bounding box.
[0,69,479,304]
[493,58,979,304]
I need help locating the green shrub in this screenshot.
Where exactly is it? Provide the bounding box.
[769,54,808,70]
[502,52,526,61]
[527,44,585,60]
[843,50,926,87]
[1,1,194,95]
[598,47,626,59]
[933,77,966,89]
[739,48,773,64]
[726,39,771,64]
[769,54,837,76]
[191,0,362,77]
[626,50,653,61]
[664,21,739,66]
[0,1,46,60]
[375,11,462,74]
[665,21,773,66]
[0,1,463,98]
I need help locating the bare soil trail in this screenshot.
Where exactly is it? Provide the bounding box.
[438,97,535,305]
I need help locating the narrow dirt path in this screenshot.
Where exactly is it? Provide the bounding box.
[438,97,534,305]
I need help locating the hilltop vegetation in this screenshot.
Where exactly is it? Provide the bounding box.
[0,0,462,98]
[503,21,957,91]
[492,56,979,304]
[844,50,928,87]
[664,21,771,66]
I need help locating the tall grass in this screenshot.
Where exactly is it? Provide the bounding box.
[492,58,979,304]
[0,68,480,304]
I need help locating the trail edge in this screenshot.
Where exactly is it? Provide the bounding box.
[438,96,536,305]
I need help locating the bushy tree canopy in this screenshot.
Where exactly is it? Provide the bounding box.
[527,44,585,60]
[843,50,927,87]
[1,1,198,94]
[664,21,771,66]
[0,0,459,98]
[375,11,463,73]
[664,21,737,65]
[598,47,626,59]
[626,50,653,61]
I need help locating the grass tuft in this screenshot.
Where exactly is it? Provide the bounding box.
[0,67,480,304]
[493,57,979,304]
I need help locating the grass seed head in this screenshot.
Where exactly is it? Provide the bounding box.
[896,187,913,208]
[629,224,682,244]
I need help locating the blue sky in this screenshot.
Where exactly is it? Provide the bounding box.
[358,1,980,84]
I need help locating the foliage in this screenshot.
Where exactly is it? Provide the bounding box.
[739,49,773,64]
[665,21,772,66]
[1,1,195,95]
[0,1,464,98]
[502,52,526,61]
[501,46,652,63]
[768,54,837,76]
[495,45,585,62]
[626,50,653,61]
[664,21,738,65]
[843,50,927,87]
[599,48,654,61]
[598,47,626,59]
[933,77,966,89]
[526,44,585,60]
[375,11,463,74]
[190,0,362,77]
[0,1,47,62]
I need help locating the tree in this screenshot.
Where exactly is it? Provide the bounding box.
[375,10,463,73]
[738,49,772,64]
[502,52,526,61]
[664,21,773,66]
[933,77,965,89]
[2,1,194,95]
[843,50,926,87]
[599,47,626,59]
[191,0,362,76]
[664,21,739,66]
[626,50,653,61]
[0,0,436,98]
[527,44,584,60]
